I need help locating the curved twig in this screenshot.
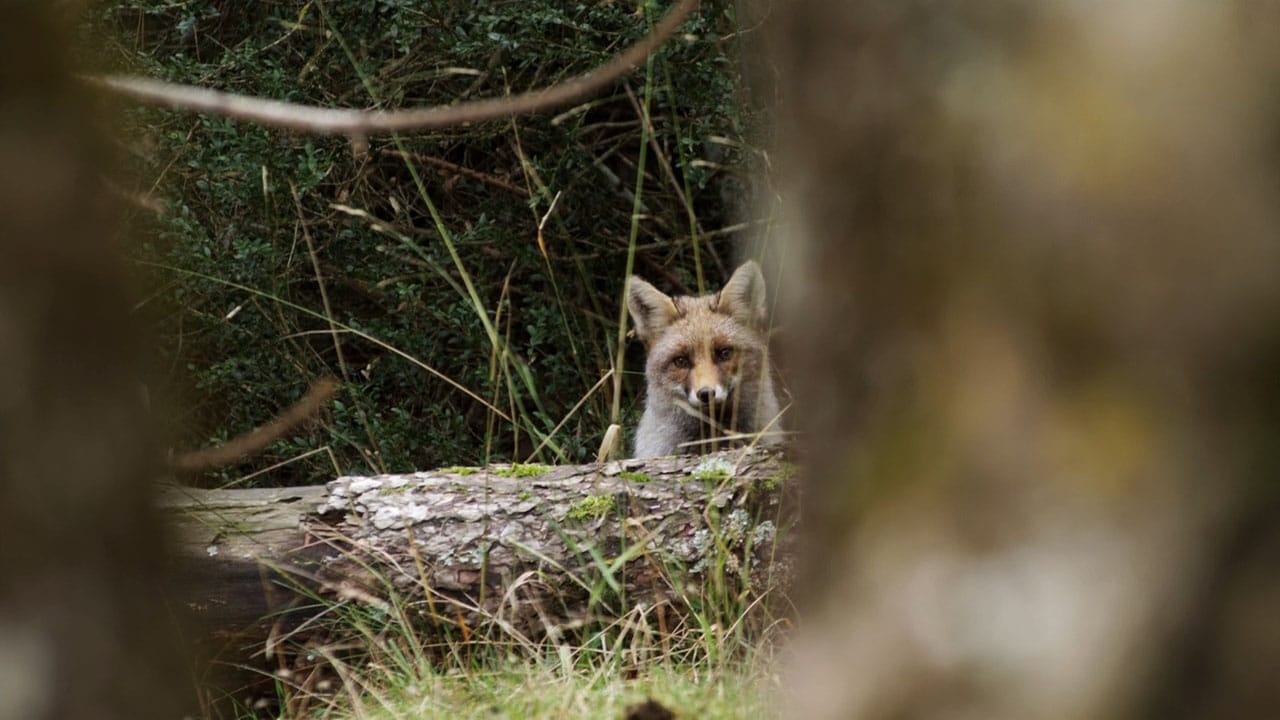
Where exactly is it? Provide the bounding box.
[87,0,700,136]
[170,378,340,472]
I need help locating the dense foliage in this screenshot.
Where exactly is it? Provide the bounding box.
[82,0,766,485]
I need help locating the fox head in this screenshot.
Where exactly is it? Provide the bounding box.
[628,261,771,424]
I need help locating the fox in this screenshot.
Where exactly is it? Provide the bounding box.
[627,260,782,457]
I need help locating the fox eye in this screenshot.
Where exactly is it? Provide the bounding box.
[714,347,734,362]
[671,355,691,369]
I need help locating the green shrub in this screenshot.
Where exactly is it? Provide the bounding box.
[81,0,763,486]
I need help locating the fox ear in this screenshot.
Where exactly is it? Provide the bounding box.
[718,260,767,328]
[628,276,679,344]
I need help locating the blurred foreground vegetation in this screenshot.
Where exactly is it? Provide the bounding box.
[81,0,768,485]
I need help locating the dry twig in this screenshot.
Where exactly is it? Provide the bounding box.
[87,0,700,136]
[171,378,340,472]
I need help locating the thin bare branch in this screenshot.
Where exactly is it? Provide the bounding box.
[170,378,340,472]
[381,149,530,197]
[87,0,700,136]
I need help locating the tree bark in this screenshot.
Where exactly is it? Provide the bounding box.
[163,449,794,676]
[0,7,187,720]
[769,3,1280,718]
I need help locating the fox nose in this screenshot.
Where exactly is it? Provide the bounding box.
[696,387,715,405]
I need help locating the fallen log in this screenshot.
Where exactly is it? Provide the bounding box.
[161,448,795,690]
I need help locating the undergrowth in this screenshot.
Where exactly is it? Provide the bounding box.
[246,600,784,719]
[77,3,785,717]
[79,0,773,486]
[209,474,791,719]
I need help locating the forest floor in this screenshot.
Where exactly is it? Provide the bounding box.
[333,661,776,719]
[238,651,780,719]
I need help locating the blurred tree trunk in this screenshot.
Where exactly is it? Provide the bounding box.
[770,2,1280,718]
[0,7,187,720]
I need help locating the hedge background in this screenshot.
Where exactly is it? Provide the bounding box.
[79,0,775,486]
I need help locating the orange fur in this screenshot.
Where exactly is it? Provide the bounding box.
[627,261,782,457]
